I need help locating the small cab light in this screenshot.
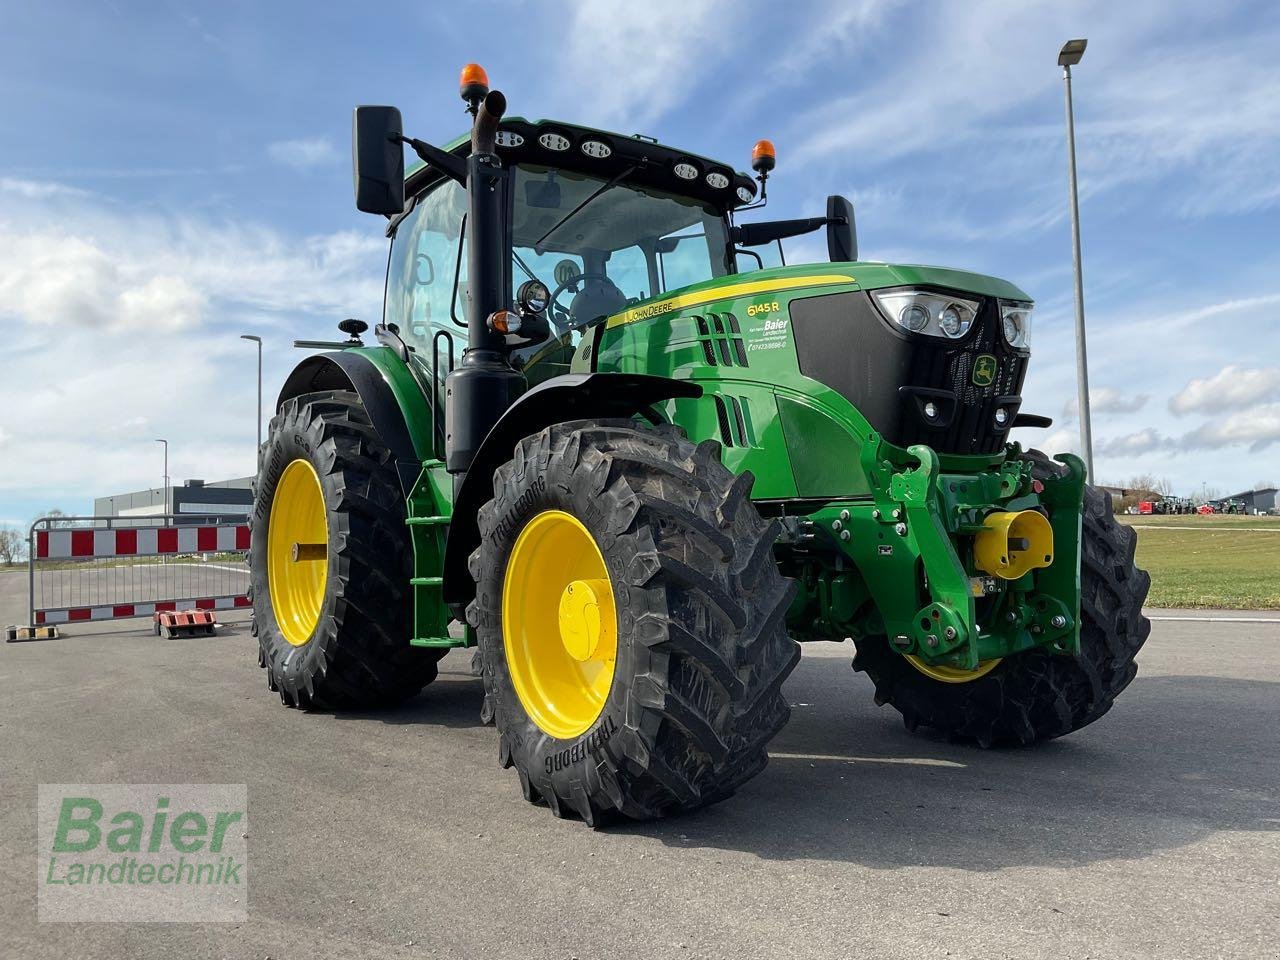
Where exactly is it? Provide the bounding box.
[487,309,521,335]
[516,279,550,316]
[459,63,490,103]
[751,139,776,174]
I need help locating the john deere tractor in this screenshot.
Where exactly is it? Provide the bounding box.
[250,66,1150,824]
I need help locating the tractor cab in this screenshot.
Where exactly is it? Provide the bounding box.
[382,116,785,386]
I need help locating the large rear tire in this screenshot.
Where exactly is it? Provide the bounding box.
[854,462,1151,746]
[250,390,443,709]
[469,419,800,824]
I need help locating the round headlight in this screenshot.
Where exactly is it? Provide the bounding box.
[994,407,1008,425]
[736,185,755,204]
[939,304,968,338]
[923,401,938,419]
[517,279,550,315]
[901,304,930,331]
[999,301,1032,347]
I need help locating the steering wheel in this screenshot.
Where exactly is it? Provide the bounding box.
[547,270,614,334]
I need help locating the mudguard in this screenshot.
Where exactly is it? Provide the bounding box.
[441,372,702,610]
[277,351,429,497]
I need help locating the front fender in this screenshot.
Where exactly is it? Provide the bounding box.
[441,372,702,610]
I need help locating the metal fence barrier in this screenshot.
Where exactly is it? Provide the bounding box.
[27,515,251,629]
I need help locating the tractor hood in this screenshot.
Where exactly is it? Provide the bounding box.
[601,262,1030,332]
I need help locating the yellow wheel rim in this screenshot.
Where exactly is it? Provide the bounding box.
[502,510,618,740]
[904,654,1001,684]
[267,459,329,647]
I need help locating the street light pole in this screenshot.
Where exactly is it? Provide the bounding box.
[155,439,169,517]
[240,334,263,468]
[1059,38,1094,481]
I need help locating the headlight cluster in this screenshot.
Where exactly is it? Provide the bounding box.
[998,299,1033,348]
[872,290,980,340]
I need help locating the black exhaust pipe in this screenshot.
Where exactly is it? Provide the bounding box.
[444,88,526,483]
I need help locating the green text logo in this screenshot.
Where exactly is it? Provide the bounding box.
[38,784,247,922]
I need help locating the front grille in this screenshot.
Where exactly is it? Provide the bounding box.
[789,290,1028,455]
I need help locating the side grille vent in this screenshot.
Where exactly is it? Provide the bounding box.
[694,313,748,368]
[712,394,757,448]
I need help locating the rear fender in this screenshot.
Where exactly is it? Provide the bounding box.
[277,350,431,497]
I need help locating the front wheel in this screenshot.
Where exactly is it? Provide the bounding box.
[854,468,1151,746]
[469,420,800,824]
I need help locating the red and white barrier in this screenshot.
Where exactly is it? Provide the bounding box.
[36,596,250,626]
[27,518,252,632]
[36,525,250,560]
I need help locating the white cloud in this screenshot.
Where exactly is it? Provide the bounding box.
[0,178,89,199]
[0,188,388,507]
[1064,387,1148,418]
[559,0,732,128]
[1170,365,1280,415]
[267,137,339,169]
[0,231,203,332]
[1181,403,1280,453]
[788,2,1280,224]
[1035,428,1078,457]
[1096,428,1169,458]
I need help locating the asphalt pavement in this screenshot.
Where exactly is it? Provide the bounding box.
[1,568,1276,959]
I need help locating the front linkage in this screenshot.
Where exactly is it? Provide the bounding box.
[787,437,1086,672]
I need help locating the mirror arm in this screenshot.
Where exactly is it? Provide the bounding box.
[397,135,467,184]
[730,216,843,247]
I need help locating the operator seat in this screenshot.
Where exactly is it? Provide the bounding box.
[568,276,627,328]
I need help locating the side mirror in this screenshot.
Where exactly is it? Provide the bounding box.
[353,105,406,215]
[826,195,857,262]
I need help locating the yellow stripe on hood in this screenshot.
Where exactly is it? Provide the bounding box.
[604,274,856,329]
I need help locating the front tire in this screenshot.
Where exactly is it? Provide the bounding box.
[855,471,1151,746]
[469,420,800,823]
[250,390,443,709]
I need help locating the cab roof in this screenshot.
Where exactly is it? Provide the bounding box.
[405,116,757,212]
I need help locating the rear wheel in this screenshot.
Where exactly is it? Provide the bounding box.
[249,390,443,709]
[469,419,800,823]
[854,463,1151,746]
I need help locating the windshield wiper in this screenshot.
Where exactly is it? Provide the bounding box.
[534,163,638,253]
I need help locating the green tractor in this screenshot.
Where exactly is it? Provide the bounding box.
[250,65,1150,824]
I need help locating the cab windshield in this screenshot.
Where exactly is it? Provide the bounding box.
[383,163,729,374]
[511,164,729,332]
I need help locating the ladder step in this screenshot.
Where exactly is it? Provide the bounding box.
[406,515,450,526]
[409,636,465,649]
[410,576,444,587]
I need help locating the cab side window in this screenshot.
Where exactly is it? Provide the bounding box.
[385,179,468,357]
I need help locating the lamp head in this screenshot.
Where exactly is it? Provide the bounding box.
[1058,38,1087,67]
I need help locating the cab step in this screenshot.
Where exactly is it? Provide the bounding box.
[409,636,462,648]
[406,515,450,526]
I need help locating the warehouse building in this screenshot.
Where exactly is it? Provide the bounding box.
[1222,487,1278,515]
[93,478,254,526]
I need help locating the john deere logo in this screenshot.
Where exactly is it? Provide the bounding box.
[972,355,997,387]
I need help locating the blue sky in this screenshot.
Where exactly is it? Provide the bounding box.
[1,0,1278,527]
